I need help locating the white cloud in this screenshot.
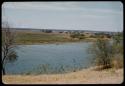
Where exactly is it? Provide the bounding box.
[2,2,122,15]
[2,2,72,11]
[2,2,123,31]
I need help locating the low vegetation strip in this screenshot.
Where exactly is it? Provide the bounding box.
[14,31,111,44]
[15,32,75,44]
[2,67,123,84]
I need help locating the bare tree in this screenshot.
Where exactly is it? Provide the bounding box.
[2,21,18,75]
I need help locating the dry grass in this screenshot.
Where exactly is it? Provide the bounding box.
[2,67,123,84]
[14,31,112,44]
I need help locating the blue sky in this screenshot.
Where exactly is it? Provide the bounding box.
[2,1,123,32]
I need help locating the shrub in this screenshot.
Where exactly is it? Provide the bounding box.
[89,32,123,70]
[70,33,85,39]
[111,32,123,69]
[111,54,123,69]
[91,39,113,69]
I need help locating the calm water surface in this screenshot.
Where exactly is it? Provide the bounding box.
[6,42,93,74]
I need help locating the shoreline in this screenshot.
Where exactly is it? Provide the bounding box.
[15,41,93,45]
[15,37,111,45]
[15,39,99,45]
[2,67,123,84]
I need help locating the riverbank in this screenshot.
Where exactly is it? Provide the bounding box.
[15,40,93,45]
[2,67,123,84]
[15,31,110,45]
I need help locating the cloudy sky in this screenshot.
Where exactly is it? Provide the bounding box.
[2,1,123,32]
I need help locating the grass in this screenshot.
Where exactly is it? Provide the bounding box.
[14,31,111,44]
[2,67,123,84]
[15,32,75,44]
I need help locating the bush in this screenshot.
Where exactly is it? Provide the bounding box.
[90,35,96,38]
[111,32,123,69]
[89,32,123,70]
[70,33,85,39]
[90,39,113,69]
[111,54,123,69]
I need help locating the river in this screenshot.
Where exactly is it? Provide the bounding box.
[6,42,93,74]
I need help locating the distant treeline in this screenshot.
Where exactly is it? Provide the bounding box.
[4,27,121,34]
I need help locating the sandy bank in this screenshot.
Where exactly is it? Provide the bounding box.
[2,67,123,84]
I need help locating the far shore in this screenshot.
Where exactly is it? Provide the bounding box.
[2,66,123,84]
[15,38,111,45]
[15,40,93,45]
[14,31,111,45]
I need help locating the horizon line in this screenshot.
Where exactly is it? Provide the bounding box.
[8,27,122,33]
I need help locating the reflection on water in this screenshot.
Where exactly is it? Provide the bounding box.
[6,42,93,74]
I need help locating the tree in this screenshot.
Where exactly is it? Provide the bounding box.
[88,38,114,69]
[88,32,123,70]
[111,32,123,68]
[2,21,18,75]
[43,29,52,33]
[70,33,85,39]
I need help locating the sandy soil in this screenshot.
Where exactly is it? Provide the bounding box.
[2,67,123,84]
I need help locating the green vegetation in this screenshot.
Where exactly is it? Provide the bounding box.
[14,31,114,44]
[89,32,123,70]
[91,33,111,39]
[111,32,123,69]
[89,39,113,69]
[70,33,85,39]
[23,61,82,75]
[14,32,89,44]
[15,32,74,44]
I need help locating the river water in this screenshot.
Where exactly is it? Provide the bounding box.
[6,42,93,74]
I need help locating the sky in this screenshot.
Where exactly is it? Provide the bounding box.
[2,1,123,32]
